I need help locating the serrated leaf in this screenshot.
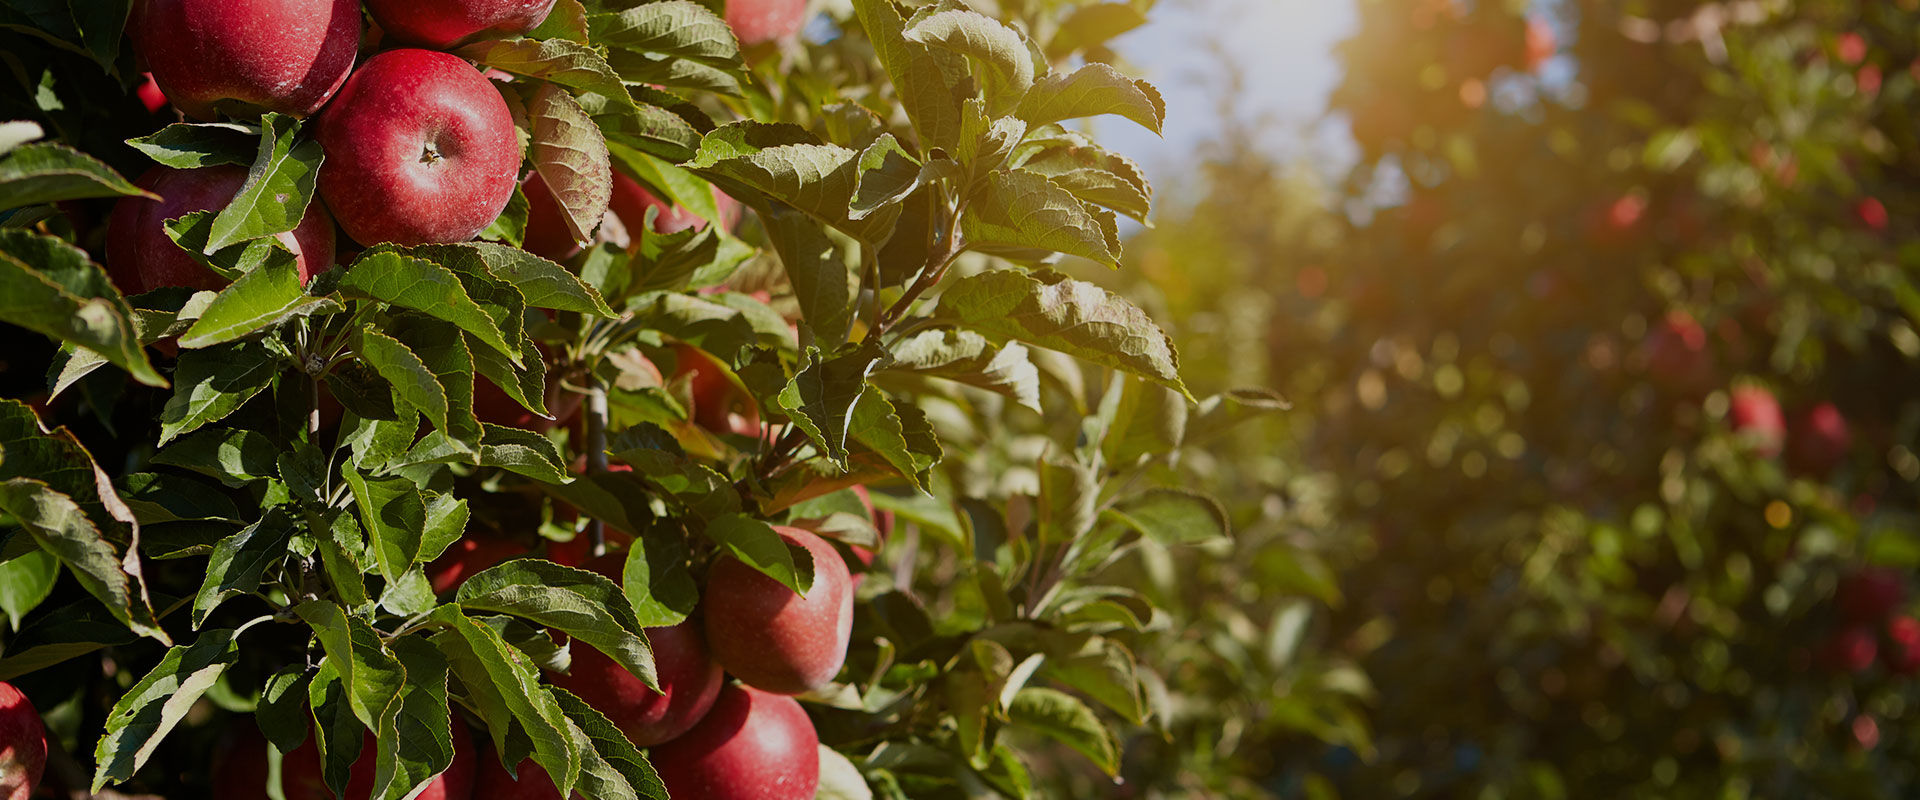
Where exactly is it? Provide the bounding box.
[847,390,936,492]
[551,688,670,800]
[0,547,56,631]
[256,664,312,754]
[530,0,590,41]
[0,595,154,681]
[153,427,279,485]
[589,1,742,65]
[932,269,1186,397]
[621,533,697,628]
[850,134,924,220]
[778,342,887,467]
[317,510,371,608]
[1016,63,1164,136]
[529,83,614,246]
[757,202,854,349]
[307,660,365,797]
[1007,687,1117,775]
[457,38,631,109]
[605,51,741,95]
[888,328,1041,412]
[121,473,241,524]
[393,315,485,453]
[1105,489,1229,546]
[344,469,427,585]
[159,339,280,444]
[428,605,580,795]
[704,514,814,596]
[404,424,571,484]
[0,479,165,644]
[406,241,615,317]
[371,637,455,800]
[295,601,406,730]
[961,170,1120,267]
[903,9,1036,115]
[339,250,521,365]
[0,229,165,387]
[126,122,257,169]
[204,113,324,253]
[177,253,333,348]
[606,441,739,520]
[360,329,450,434]
[852,0,966,151]
[599,96,708,164]
[91,626,244,791]
[686,122,899,242]
[455,559,658,691]
[0,142,154,211]
[192,507,297,628]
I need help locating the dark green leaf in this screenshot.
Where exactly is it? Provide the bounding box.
[295,600,406,730]
[339,251,521,364]
[256,664,312,754]
[428,605,580,795]
[204,113,324,253]
[0,478,165,643]
[0,142,154,211]
[159,340,281,444]
[371,637,455,800]
[779,341,887,467]
[91,626,245,791]
[1015,63,1164,136]
[961,170,1120,267]
[621,532,697,628]
[456,559,658,691]
[343,468,427,585]
[126,122,257,169]
[154,427,279,486]
[457,38,630,108]
[887,328,1041,412]
[0,547,57,631]
[178,252,333,348]
[704,514,814,596]
[0,229,165,387]
[932,269,1186,397]
[192,507,297,628]
[551,688,670,800]
[1006,687,1117,775]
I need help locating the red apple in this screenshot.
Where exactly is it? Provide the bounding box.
[1789,402,1853,477]
[137,72,169,114]
[1886,616,1920,676]
[1837,32,1868,65]
[672,343,762,437]
[473,377,585,434]
[106,165,336,296]
[365,0,557,49]
[315,49,521,246]
[651,685,819,800]
[546,554,724,747]
[1837,567,1903,624]
[0,683,44,800]
[1858,197,1889,232]
[131,0,360,120]
[1822,626,1878,674]
[1728,385,1785,458]
[847,485,893,569]
[1523,17,1555,71]
[472,750,575,800]
[1643,311,1712,393]
[215,720,475,800]
[427,535,530,595]
[705,525,853,695]
[726,0,809,48]
[521,171,735,262]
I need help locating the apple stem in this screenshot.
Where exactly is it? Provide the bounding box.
[586,375,610,559]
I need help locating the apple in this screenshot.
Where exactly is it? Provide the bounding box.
[427,534,530,595]
[545,554,724,747]
[650,685,819,800]
[1822,626,1878,674]
[520,171,735,262]
[1837,32,1868,65]
[725,0,809,48]
[365,0,557,49]
[1523,17,1555,71]
[0,683,44,800]
[1837,566,1903,624]
[1642,311,1712,393]
[131,0,360,120]
[214,720,474,800]
[315,49,522,247]
[1789,402,1853,477]
[107,165,336,296]
[472,750,575,800]
[137,72,169,114]
[705,526,853,695]
[847,485,892,570]
[473,375,585,434]
[1886,616,1920,676]
[1728,385,1785,458]
[672,344,762,437]
[1858,197,1889,232]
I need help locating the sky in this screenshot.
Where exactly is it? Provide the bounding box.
[1095,0,1360,188]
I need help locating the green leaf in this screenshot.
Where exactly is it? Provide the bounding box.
[621,533,697,628]
[159,339,281,444]
[360,329,450,434]
[339,250,521,365]
[530,0,590,41]
[0,479,166,644]
[125,122,257,169]
[1103,489,1229,546]
[177,254,333,348]
[1016,137,1151,223]
[371,637,456,800]
[91,627,245,791]
[1045,1,1148,58]
[816,745,874,800]
[757,202,854,349]
[849,134,925,220]
[778,342,887,467]
[256,664,312,754]
[1006,687,1118,776]
[202,113,323,252]
[551,688,671,800]
[192,507,297,628]
[0,230,165,387]
[846,390,939,492]
[428,605,581,796]
[608,437,740,520]
[307,660,366,797]
[457,38,631,108]
[598,94,708,164]
[0,142,154,211]
[932,269,1187,398]
[0,547,57,631]
[295,600,406,730]
[605,51,741,95]
[343,469,427,585]
[0,596,152,681]
[419,493,471,566]
[903,9,1036,115]
[851,0,966,151]
[153,427,279,486]
[392,315,485,453]
[704,514,814,596]
[1015,63,1164,135]
[589,1,742,65]
[455,559,659,691]
[961,170,1120,267]
[478,181,530,247]
[529,82,614,245]
[887,328,1041,412]
[686,122,900,242]
[316,511,371,608]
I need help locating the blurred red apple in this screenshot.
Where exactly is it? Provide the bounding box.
[107,165,335,295]
[1858,197,1888,231]
[365,0,556,48]
[1822,627,1878,673]
[651,685,819,800]
[672,343,762,437]
[315,49,521,246]
[1837,32,1868,65]
[547,554,724,747]
[0,683,44,800]
[131,0,360,120]
[472,749,574,800]
[473,377,585,435]
[1789,402,1853,477]
[136,72,168,114]
[427,534,529,595]
[216,720,475,800]
[1886,616,1920,675]
[1643,311,1712,394]
[726,0,809,48]
[1837,566,1903,624]
[1728,385,1784,458]
[705,526,853,695]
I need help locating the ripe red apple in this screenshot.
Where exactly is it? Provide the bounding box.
[106,165,336,296]
[1822,626,1878,674]
[1728,385,1785,458]
[214,719,474,800]
[545,553,723,747]
[427,534,530,595]
[726,0,809,48]
[1837,567,1904,624]
[1837,32,1869,65]
[0,683,45,800]
[846,485,893,570]
[672,344,762,437]
[365,0,557,49]
[137,72,169,114]
[315,49,521,247]
[521,171,736,262]
[1642,311,1712,393]
[705,526,853,695]
[1858,197,1889,232]
[1789,402,1853,477]
[1886,616,1920,676]
[131,0,360,120]
[651,685,819,800]
[473,377,586,434]
[472,752,577,800]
